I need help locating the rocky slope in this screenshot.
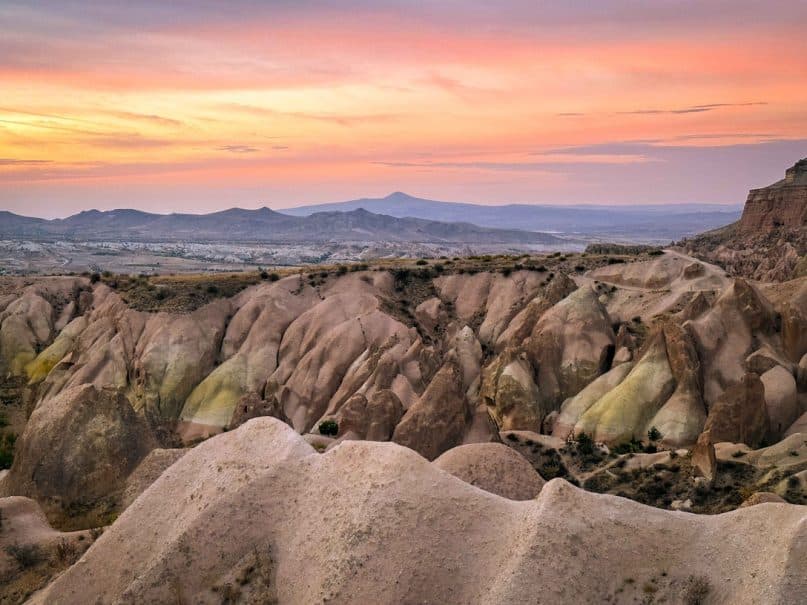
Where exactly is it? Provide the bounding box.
[24,418,807,605]
[1,251,805,501]
[0,250,805,602]
[683,158,807,281]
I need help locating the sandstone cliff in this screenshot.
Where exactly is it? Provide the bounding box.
[683,158,807,281]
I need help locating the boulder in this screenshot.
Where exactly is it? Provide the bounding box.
[761,366,800,440]
[433,442,544,500]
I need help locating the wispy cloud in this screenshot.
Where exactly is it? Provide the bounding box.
[618,102,767,115]
[0,158,52,166]
[216,145,259,153]
[220,103,401,127]
[98,110,183,127]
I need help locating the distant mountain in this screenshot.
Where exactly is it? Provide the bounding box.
[280,192,743,241]
[0,207,569,246]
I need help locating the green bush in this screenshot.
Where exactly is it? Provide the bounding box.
[575,432,595,456]
[613,438,643,455]
[318,419,338,436]
[415,259,428,265]
[647,426,662,442]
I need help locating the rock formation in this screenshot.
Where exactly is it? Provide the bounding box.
[683,158,807,282]
[26,419,807,605]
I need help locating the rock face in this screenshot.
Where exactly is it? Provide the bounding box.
[738,158,807,232]
[28,419,807,605]
[683,158,807,282]
[1,384,155,521]
[703,373,770,448]
[1,249,806,530]
[392,360,470,460]
[691,430,717,483]
[557,322,706,446]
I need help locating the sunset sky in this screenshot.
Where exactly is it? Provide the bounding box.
[1,0,806,217]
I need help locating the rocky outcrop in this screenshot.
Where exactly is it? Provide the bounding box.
[685,278,777,407]
[703,373,770,448]
[392,359,470,459]
[524,285,615,409]
[326,390,404,441]
[556,322,705,445]
[480,348,544,432]
[683,158,807,282]
[0,384,155,521]
[691,430,717,483]
[738,158,807,232]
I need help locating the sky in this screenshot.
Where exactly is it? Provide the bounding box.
[1,0,806,218]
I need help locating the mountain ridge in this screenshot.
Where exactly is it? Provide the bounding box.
[0,206,568,246]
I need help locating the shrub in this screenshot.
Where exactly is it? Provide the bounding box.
[259,270,269,279]
[501,267,512,277]
[89,272,101,284]
[613,438,643,455]
[318,419,338,436]
[268,272,280,282]
[575,432,595,457]
[5,543,43,569]
[415,259,428,265]
[683,575,710,605]
[55,539,78,563]
[0,432,17,469]
[647,426,662,442]
[206,284,219,294]
[337,265,348,275]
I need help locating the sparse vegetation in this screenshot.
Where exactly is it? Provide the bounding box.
[5,543,43,569]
